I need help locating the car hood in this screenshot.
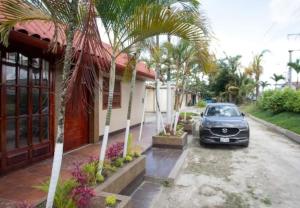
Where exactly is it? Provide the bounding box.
[202,116,248,128]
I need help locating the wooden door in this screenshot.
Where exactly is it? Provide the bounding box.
[64,101,89,152]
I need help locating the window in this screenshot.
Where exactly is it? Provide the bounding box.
[1,51,51,150]
[102,77,121,109]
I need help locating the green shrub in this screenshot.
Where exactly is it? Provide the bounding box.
[258,88,300,114]
[197,100,206,108]
[105,195,117,207]
[113,157,124,167]
[133,152,141,158]
[35,179,77,208]
[258,90,274,110]
[267,90,288,113]
[83,160,104,185]
[284,88,300,113]
[124,155,133,163]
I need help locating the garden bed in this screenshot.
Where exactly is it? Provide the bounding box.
[152,132,188,149]
[94,155,146,194]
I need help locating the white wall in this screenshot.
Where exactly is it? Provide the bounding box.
[99,77,145,136]
[146,88,156,112]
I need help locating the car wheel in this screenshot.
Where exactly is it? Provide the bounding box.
[242,141,249,148]
[200,140,207,147]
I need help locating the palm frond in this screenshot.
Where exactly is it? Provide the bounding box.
[121,4,209,53]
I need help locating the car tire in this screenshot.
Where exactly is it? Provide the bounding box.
[242,141,249,148]
[200,140,207,147]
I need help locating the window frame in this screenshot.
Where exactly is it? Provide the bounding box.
[102,77,122,110]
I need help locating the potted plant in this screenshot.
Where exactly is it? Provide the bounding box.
[152,124,188,149]
[179,112,198,134]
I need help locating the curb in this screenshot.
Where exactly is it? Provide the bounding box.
[168,148,188,185]
[247,114,300,144]
[144,148,188,186]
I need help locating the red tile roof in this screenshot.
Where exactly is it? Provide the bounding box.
[5,20,155,79]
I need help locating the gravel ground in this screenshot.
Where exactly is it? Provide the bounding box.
[152,117,300,208]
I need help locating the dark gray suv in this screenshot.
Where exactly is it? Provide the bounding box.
[199,103,249,147]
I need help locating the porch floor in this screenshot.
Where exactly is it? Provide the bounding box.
[0,122,156,207]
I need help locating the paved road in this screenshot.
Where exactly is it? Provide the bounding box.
[152,117,300,208]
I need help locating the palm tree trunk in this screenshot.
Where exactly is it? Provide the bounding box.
[166,32,172,126]
[46,1,78,207]
[99,55,116,172]
[173,76,186,134]
[138,85,147,141]
[155,35,161,134]
[123,52,139,157]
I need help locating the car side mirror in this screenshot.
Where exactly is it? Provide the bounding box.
[201,112,204,117]
[241,112,245,117]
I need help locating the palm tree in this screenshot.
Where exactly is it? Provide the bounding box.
[271,73,285,89]
[245,50,269,98]
[95,1,209,167]
[0,0,106,207]
[160,0,201,126]
[288,59,300,89]
[260,81,270,91]
[162,39,213,132]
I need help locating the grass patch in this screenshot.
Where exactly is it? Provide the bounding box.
[242,104,300,135]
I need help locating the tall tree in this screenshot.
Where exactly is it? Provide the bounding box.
[244,50,269,98]
[0,0,106,207]
[162,39,213,132]
[288,59,300,89]
[95,0,209,168]
[271,73,285,88]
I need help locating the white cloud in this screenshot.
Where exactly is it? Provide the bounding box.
[270,0,300,24]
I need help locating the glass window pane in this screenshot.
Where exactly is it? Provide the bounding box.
[32,88,39,114]
[19,118,28,147]
[6,87,16,116]
[2,52,16,63]
[4,65,16,85]
[32,58,41,68]
[20,87,28,115]
[6,119,16,150]
[19,67,28,86]
[42,60,49,86]
[18,54,28,66]
[41,116,49,141]
[32,68,40,86]
[41,90,48,114]
[32,116,40,144]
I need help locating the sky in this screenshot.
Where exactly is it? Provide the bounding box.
[201,0,300,84]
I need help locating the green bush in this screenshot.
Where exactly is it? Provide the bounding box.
[258,90,274,110]
[258,88,300,113]
[124,155,133,163]
[197,100,206,108]
[105,195,117,207]
[113,157,124,167]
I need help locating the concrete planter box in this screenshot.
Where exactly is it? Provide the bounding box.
[94,155,146,194]
[152,132,188,149]
[90,192,132,208]
[35,156,145,208]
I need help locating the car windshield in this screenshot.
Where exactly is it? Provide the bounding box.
[205,105,241,117]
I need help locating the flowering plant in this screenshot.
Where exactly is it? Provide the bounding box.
[72,186,95,208]
[106,142,124,160]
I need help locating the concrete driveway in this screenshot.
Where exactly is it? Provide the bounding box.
[152,117,300,208]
